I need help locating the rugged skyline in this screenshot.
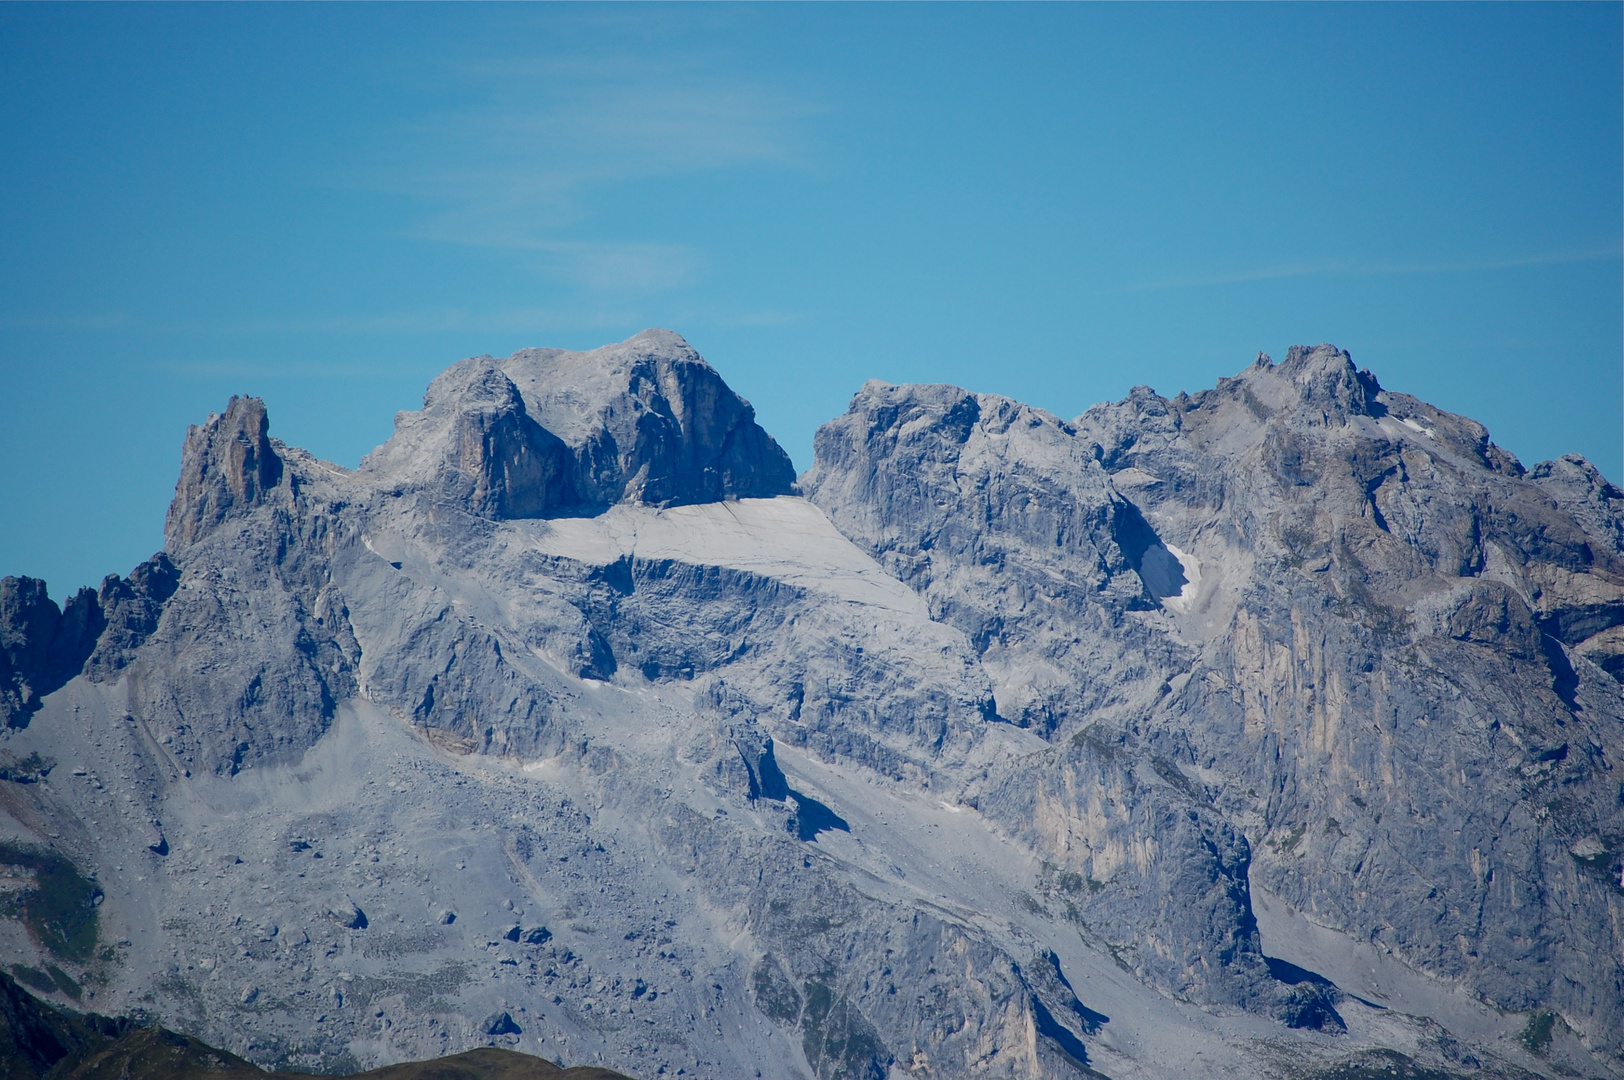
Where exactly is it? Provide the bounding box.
[3,5,1620,603]
[2,329,1621,1079]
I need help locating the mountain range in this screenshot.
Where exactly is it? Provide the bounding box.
[1,329,1620,1080]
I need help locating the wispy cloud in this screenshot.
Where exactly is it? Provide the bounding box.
[150,358,408,380]
[1108,247,1624,294]
[205,304,642,337]
[351,46,823,288]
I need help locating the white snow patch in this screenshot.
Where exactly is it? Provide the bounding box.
[1110,467,1163,489]
[520,497,928,614]
[1159,543,1202,614]
[1380,415,1436,441]
[1399,416,1435,438]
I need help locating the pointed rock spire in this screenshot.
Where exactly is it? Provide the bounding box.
[165,396,283,549]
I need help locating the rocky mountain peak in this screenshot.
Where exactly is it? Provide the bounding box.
[364,330,796,516]
[164,395,283,550]
[498,328,796,507]
[1273,342,1383,418]
[421,354,528,414]
[374,356,576,520]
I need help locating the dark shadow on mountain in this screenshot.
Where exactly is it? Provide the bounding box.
[1045,951,1110,1033]
[1029,993,1095,1072]
[1265,956,1334,987]
[1110,499,1186,603]
[1266,957,1347,1031]
[1542,633,1581,710]
[788,790,849,842]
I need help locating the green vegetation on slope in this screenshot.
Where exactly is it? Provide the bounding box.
[0,970,633,1080]
[0,842,100,963]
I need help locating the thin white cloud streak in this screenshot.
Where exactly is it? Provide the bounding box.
[150,358,413,380]
[1108,247,1624,294]
[213,305,643,337]
[0,301,808,341]
[351,51,823,284]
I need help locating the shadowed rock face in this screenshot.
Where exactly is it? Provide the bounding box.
[1,577,98,729]
[498,329,798,508]
[1,554,178,729]
[363,329,797,518]
[1,335,1620,1080]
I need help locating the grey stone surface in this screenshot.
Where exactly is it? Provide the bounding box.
[805,342,1624,1067]
[361,328,797,517]
[1,576,96,729]
[1,553,178,730]
[0,334,1618,1080]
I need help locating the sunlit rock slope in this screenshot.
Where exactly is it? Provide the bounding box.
[1,330,1619,1080]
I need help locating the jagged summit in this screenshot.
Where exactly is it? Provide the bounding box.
[2,335,1621,1080]
[363,329,797,517]
[165,395,284,551]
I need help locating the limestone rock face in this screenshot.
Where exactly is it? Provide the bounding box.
[363,358,577,519]
[0,554,178,728]
[498,329,797,508]
[363,329,796,518]
[0,577,97,728]
[165,395,283,551]
[1,334,1620,1080]
[807,342,1624,1064]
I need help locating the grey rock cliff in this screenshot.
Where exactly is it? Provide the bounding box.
[497,329,797,508]
[0,333,1619,1080]
[362,329,797,517]
[1,554,178,729]
[805,343,1624,1061]
[165,395,283,550]
[1,577,98,729]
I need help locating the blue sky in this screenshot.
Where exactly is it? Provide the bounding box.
[2,3,1620,598]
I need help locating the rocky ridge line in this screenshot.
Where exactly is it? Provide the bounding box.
[0,332,1618,1080]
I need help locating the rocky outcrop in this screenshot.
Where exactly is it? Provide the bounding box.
[499,329,797,508]
[1,578,101,728]
[364,329,797,518]
[165,396,283,551]
[808,342,1624,1057]
[0,554,179,729]
[364,358,577,519]
[81,554,181,681]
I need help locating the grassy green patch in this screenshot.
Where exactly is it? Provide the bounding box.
[10,962,56,994]
[0,842,100,962]
[1311,1048,1462,1080]
[46,964,82,1000]
[1017,892,1048,916]
[1049,868,1107,895]
[800,980,888,1080]
[1519,1010,1556,1054]
[750,954,802,1024]
[1271,823,1307,854]
[0,751,53,782]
